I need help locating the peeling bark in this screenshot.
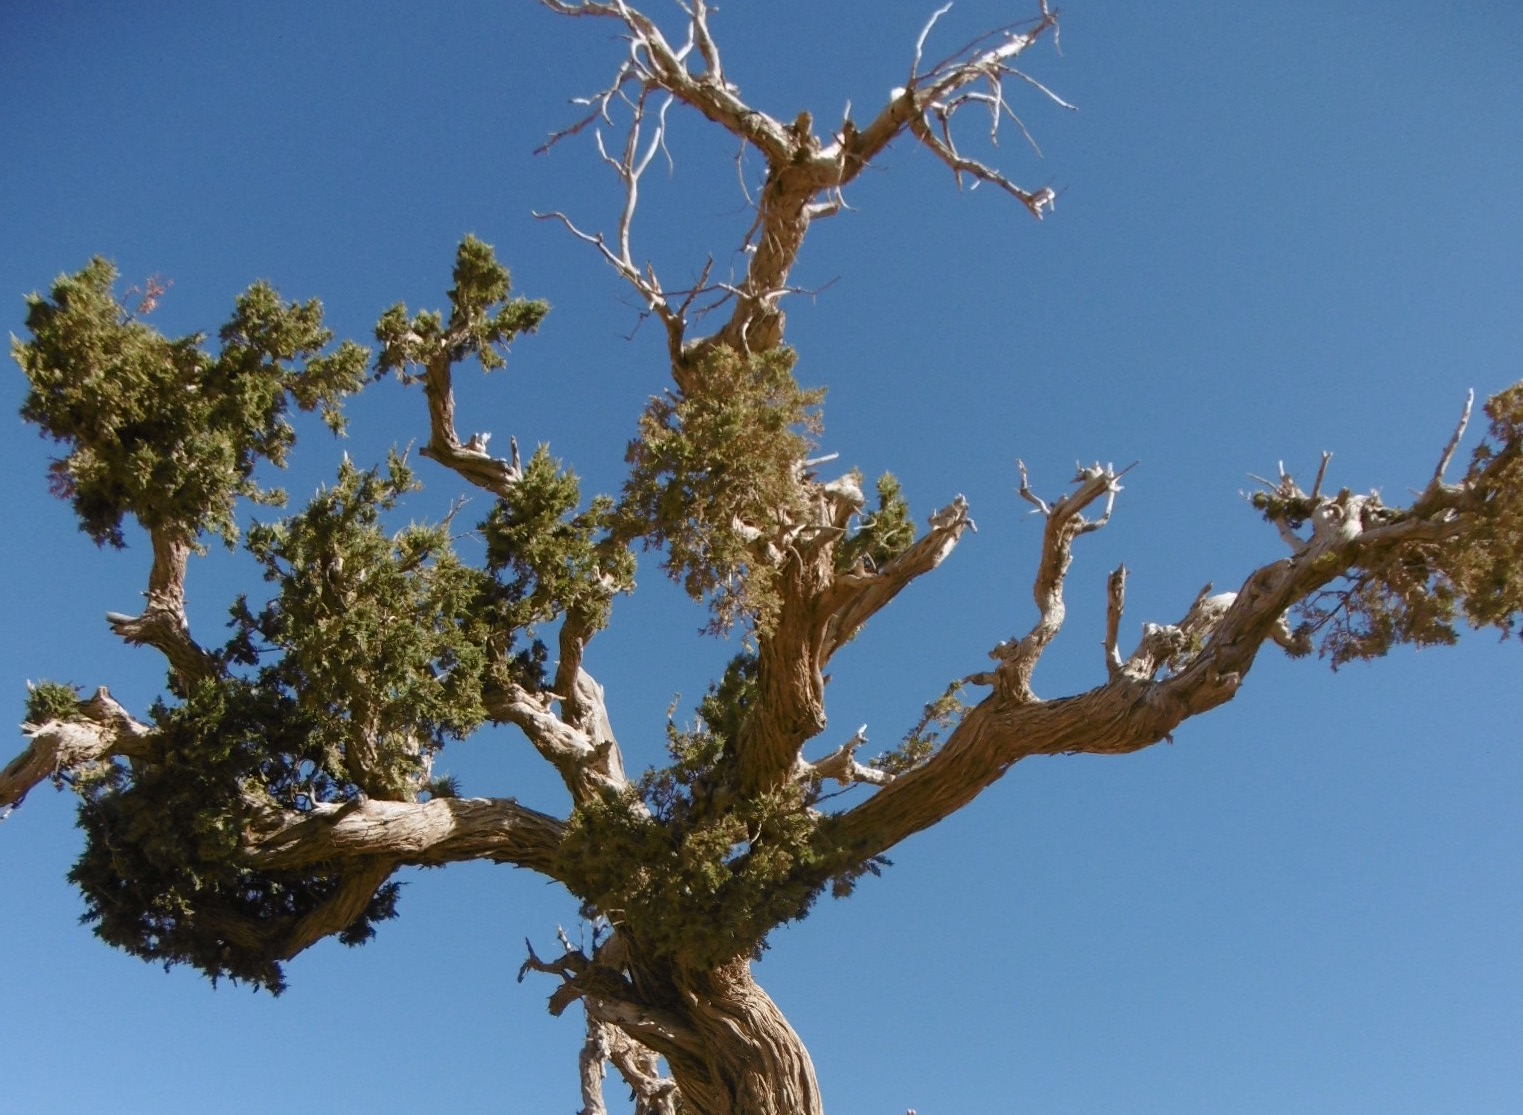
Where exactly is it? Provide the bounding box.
[10,6,1520,1114]
[1,688,152,811]
[661,960,822,1115]
[243,796,567,877]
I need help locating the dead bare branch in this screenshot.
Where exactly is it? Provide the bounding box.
[537,0,1064,352]
[987,462,1124,700]
[1432,389,1475,488]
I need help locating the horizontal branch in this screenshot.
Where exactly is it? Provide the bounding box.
[243,795,567,877]
[2,687,152,811]
[831,405,1512,864]
[804,725,892,789]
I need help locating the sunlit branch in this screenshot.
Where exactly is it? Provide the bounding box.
[244,795,567,877]
[104,528,219,693]
[537,0,1064,355]
[1,687,152,812]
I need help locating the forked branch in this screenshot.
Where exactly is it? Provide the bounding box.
[537,0,1066,354]
[486,683,631,805]
[104,528,219,693]
[820,494,978,663]
[975,461,1125,700]
[831,399,1511,865]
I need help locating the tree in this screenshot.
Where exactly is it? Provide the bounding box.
[5,3,1522,1113]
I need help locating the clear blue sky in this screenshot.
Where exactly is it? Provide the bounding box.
[3,2,1522,1112]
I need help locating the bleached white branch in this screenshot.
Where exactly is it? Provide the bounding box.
[2,687,153,812]
[1432,389,1475,488]
[1104,564,1127,679]
[807,725,893,788]
[984,462,1124,700]
[488,684,631,804]
[538,0,1064,353]
[244,795,566,876]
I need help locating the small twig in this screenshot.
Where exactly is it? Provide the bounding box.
[911,3,956,82]
[1007,68,1078,111]
[1015,459,1051,515]
[1104,564,1127,678]
[1310,451,1333,500]
[1432,389,1475,487]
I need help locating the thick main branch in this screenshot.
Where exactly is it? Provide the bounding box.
[1,688,152,811]
[833,424,1505,865]
[244,795,567,877]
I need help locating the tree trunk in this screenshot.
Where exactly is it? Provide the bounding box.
[659,959,822,1115]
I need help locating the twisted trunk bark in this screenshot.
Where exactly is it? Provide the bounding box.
[661,959,822,1115]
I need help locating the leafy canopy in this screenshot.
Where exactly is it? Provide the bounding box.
[16,259,367,547]
[622,345,823,632]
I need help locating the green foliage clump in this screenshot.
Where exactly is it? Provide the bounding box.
[1290,384,1523,666]
[65,440,579,993]
[483,445,634,636]
[227,454,497,798]
[374,236,547,376]
[557,781,831,970]
[16,258,367,548]
[557,653,854,968]
[23,681,83,725]
[622,346,823,631]
[836,472,916,573]
[1445,385,1523,633]
[69,681,399,995]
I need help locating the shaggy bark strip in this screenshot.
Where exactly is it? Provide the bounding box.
[662,960,823,1115]
[244,796,567,877]
[2,688,152,812]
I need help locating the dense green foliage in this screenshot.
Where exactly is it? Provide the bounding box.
[835,473,916,573]
[15,242,594,990]
[67,452,508,990]
[557,654,847,969]
[16,259,366,548]
[484,445,635,637]
[623,345,823,632]
[1265,385,1523,666]
[374,234,547,377]
[23,680,85,727]
[69,680,401,994]
[227,454,498,797]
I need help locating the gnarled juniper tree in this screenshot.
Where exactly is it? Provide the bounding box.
[6,5,1522,1114]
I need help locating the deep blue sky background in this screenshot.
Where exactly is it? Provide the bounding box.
[3,2,1522,1112]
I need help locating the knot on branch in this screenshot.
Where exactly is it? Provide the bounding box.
[106,606,217,692]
